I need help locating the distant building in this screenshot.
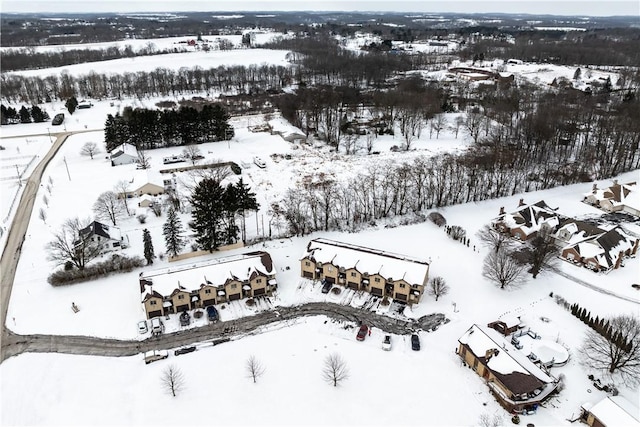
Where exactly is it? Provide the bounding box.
[300,238,429,305]
[493,200,561,241]
[139,251,277,319]
[584,181,639,217]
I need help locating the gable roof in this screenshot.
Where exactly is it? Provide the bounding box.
[565,226,637,269]
[587,396,640,427]
[109,143,138,158]
[302,238,429,285]
[139,251,276,296]
[458,324,554,395]
[79,221,121,241]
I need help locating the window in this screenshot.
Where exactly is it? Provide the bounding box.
[150,300,157,305]
[113,242,120,247]
[328,266,333,273]
[305,261,310,266]
[473,358,479,371]
[374,277,380,283]
[399,283,406,289]
[350,272,356,278]
[205,289,211,294]
[256,278,262,284]
[178,295,184,300]
[231,284,237,289]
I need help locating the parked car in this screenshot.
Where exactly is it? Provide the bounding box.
[321,280,332,294]
[51,113,65,126]
[382,335,392,351]
[137,320,148,334]
[144,350,168,364]
[356,324,369,341]
[253,156,266,168]
[174,346,196,356]
[411,334,420,351]
[206,305,219,322]
[150,317,164,336]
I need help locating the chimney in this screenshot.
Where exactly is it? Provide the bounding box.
[485,348,497,361]
[499,206,505,215]
[518,198,525,207]
[613,179,618,186]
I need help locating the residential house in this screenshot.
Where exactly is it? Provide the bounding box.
[493,200,562,241]
[584,181,640,217]
[580,396,640,427]
[78,221,128,254]
[560,226,639,272]
[109,143,138,166]
[300,238,429,305]
[554,219,605,248]
[458,324,559,413]
[487,316,523,336]
[121,170,175,199]
[139,251,277,319]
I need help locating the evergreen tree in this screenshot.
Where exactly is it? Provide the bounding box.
[163,207,185,258]
[0,104,7,125]
[65,96,78,115]
[234,178,259,242]
[142,228,155,265]
[30,105,50,123]
[19,105,32,123]
[191,178,225,252]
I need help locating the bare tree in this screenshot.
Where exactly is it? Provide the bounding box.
[482,248,526,289]
[465,109,483,143]
[365,130,376,154]
[581,315,640,385]
[182,145,203,165]
[136,149,151,169]
[430,114,447,139]
[397,107,423,151]
[246,355,266,383]
[428,276,449,301]
[341,132,359,155]
[38,207,47,223]
[80,142,98,159]
[454,116,464,138]
[515,226,559,278]
[113,180,131,216]
[46,217,101,270]
[449,225,466,241]
[161,364,185,397]
[478,412,503,427]
[93,191,124,226]
[322,353,349,387]
[42,194,49,207]
[476,224,513,253]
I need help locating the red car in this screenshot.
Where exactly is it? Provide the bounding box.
[356,324,369,341]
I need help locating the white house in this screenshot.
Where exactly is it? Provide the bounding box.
[109,143,138,166]
[78,221,129,254]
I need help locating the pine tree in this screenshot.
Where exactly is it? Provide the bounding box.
[191,178,225,252]
[19,105,32,123]
[30,105,49,123]
[163,207,185,258]
[142,228,155,265]
[65,96,78,115]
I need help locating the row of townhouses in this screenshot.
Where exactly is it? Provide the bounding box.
[493,198,639,273]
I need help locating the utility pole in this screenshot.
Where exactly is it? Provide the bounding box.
[63,156,71,181]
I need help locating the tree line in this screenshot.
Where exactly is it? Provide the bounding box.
[104,105,234,152]
[1,104,49,124]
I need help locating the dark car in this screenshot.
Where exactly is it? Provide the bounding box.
[51,113,65,126]
[411,334,420,351]
[321,280,332,294]
[206,305,219,322]
[356,324,369,341]
[174,346,196,356]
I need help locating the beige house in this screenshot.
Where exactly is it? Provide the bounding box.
[300,238,429,305]
[458,324,559,413]
[139,251,277,319]
[584,181,639,217]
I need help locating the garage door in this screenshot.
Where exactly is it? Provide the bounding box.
[229,293,241,301]
[254,288,266,296]
[202,298,216,307]
[303,271,314,279]
[347,281,359,290]
[147,310,162,319]
[371,288,383,296]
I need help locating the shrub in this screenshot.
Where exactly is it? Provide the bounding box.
[512,414,520,424]
[48,254,144,286]
[64,261,75,271]
[427,211,447,227]
[230,162,241,175]
[137,214,147,224]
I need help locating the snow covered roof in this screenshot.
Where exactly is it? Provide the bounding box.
[79,221,122,241]
[585,182,639,212]
[303,238,429,286]
[109,143,138,158]
[497,200,561,237]
[564,227,638,269]
[587,396,640,427]
[458,325,554,395]
[140,251,275,296]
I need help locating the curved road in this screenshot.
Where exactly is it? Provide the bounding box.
[0,129,99,362]
[2,303,447,360]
